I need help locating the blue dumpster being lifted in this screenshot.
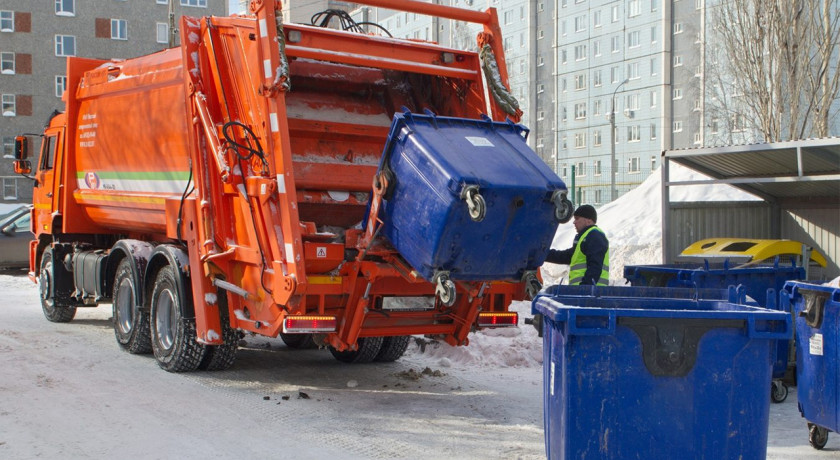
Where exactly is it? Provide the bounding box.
[533,285,791,460]
[374,111,572,284]
[783,281,840,450]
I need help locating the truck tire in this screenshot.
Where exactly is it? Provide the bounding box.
[198,322,239,371]
[149,265,206,372]
[280,333,316,349]
[329,336,384,364]
[39,250,77,323]
[374,336,411,362]
[112,258,152,354]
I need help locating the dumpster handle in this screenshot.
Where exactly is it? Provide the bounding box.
[568,310,616,336]
[746,315,791,340]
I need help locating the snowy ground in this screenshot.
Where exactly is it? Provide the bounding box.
[0,273,838,459]
[1,165,838,458]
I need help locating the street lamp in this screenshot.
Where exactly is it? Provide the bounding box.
[610,78,629,202]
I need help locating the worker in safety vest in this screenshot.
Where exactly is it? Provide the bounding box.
[544,204,610,286]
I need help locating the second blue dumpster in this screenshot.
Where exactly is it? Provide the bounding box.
[533,285,791,460]
[783,281,840,450]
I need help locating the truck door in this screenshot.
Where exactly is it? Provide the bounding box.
[32,129,62,235]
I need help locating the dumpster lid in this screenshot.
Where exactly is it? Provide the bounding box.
[676,238,827,267]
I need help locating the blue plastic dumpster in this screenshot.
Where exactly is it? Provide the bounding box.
[624,259,805,401]
[533,285,791,460]
[374,111,570,282]
[783,281,840,450]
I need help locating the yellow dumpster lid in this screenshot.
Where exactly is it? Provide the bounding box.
[677,238,827,267]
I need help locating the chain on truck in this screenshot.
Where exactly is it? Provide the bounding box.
[11,0,573,372]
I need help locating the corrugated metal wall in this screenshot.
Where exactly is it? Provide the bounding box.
[667,202,840,281]
[781,207,840,281]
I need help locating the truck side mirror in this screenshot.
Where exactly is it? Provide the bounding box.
[14,136,28,160]
[14,160,32,175]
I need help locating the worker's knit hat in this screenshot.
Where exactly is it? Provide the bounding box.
[573,204,597,223]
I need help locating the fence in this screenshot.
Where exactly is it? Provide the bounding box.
[559,166,656,206]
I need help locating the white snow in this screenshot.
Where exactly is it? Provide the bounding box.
[0,162,836,458]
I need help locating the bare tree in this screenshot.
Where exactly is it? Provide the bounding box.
[707,0,839,142]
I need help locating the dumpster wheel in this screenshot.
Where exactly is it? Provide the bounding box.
[808,423,829,449]
[770,380,788,403]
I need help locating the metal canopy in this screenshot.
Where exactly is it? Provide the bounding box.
[663,137,840,204]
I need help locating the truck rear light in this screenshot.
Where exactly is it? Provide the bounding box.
[287,30,302,43]
[283,315,337,333]
[477,312,518,327]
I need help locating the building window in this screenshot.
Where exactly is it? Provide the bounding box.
[538,29,544,39]
[0,11,13,32]
[629,0,640,17]
[55,0,75,16]
[1,52,13,74]
[111,19,127,40]
[594,189,602,205]
[627,125,640,142]
[611,5,619,22]
[594,99,602,116]
[673,121,683,132]
[574,132,586,149]
[574,14,587,33]
[594,10,602,28]
[651,25,658,43]
[627,62,640,80]
[674,22,684,34]
[628,156,641,173]
[628,30,640,48]
[55,35,76,56]
[674,55,683,67]
[180,0,207,6]
[652,0,659,11]
[694,98,702,111]
[694,132,702,144]
[711,118,719,133]
[2,94,15,116]
[157,0,168,4]
[594,159,602,175]
[673,88,683,100]
[3,177,17,200]
[503,10,512,24]
[611,35,620,53]
[651,155,658,170]
[626,93,639,110]
[593,70,602,87]
[610,66,619,83]
[576,161,586,176]
[593,130,602,147]
[594,41,601,56]
[55,75,67,98]
[537,111,545,120]
[2,136,14,156]
[650,90,657,107]
[650,123,657,139]
[561,49,567,64]
[574,102,587,119]
[537,84,545,93]
[574,44,587,61]
[156,23,168,43]
[574,73,586,90]
[562,106,567,121]
[650,58,658,76]
[519,59,525,74]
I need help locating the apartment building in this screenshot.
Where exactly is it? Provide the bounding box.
[0,0,227,203]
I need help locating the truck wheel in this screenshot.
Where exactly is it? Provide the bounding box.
[329,336,384,364]
[112,258,152,354]
[809,423,829,450]
[150,265,206,372]
[39,250,76,323]
[374,336,411,362]
[198,322,239,371]
[280,333,317,349]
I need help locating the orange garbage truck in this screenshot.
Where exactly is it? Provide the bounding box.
[12,0,572,372]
